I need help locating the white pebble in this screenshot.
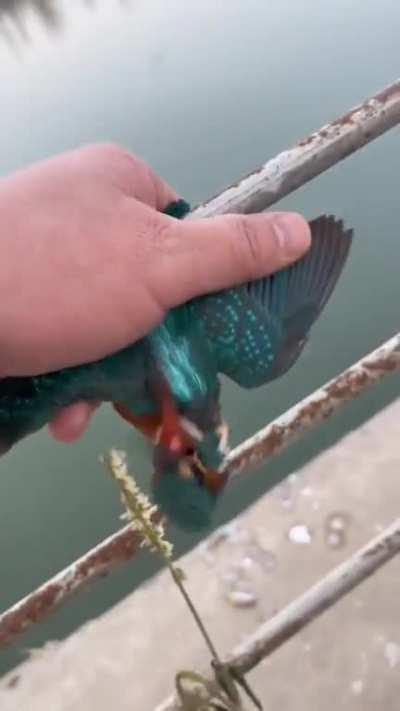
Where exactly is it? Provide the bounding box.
[351,679,364,695]
[301,487,314,497]
[288,524,312,545]
[384,642,400,669]
[227,590,258,608]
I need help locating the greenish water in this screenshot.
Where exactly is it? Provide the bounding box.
[0,0,399,675]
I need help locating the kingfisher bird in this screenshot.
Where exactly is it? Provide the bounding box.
[0,200,352,530]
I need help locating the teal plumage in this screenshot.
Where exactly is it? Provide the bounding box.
[0,200,353,529]
[148,309,218,408]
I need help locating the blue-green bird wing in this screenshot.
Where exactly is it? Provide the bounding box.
[190,216,353,388]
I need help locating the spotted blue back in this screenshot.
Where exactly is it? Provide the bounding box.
[190,216,353,388]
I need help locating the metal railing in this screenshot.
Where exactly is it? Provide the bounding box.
[1,81,399,671]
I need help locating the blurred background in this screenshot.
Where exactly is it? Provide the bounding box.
[0,0,398,676]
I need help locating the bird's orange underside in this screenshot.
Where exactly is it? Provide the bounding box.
[113,385,193,455]
[112,402,162,440]
[113,400,228,494]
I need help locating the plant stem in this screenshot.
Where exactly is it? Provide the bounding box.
[168,563,221,663]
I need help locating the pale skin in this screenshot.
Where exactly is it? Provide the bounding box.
[0,144,311,442]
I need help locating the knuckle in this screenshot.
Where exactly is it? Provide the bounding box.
[103,146,157,198]
[82,143,145,176]
[81,142,126,161]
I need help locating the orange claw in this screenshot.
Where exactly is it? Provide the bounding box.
[202,468,228,495]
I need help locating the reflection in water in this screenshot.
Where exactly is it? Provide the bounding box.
[0,0,62,37]
[0,0,131,47]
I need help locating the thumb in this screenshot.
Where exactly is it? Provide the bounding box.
[158,211,311,308]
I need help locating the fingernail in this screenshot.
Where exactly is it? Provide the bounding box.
[272,213,311,257]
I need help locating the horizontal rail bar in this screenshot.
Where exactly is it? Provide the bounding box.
[224,333,400,478]
[229,519,400,673]
[156,518,400,710]
[0,524,141,646]
[0,333,398,648]
[191,79,400,217]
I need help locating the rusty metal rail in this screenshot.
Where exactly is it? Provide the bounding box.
[225,333,400,478]
[1,79,400,650]
[191,79,400,218]
[228,518,400,675]
[0,524,143,646]
[155,518,400,710]
[0,333,398,648]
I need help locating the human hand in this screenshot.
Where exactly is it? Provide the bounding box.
[0,144,310,441]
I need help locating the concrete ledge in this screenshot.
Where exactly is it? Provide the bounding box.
[1,399,399,710]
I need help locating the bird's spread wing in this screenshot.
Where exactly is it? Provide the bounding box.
[190,216,353,388]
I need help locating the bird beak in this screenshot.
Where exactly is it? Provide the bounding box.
[178,452,228,495]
